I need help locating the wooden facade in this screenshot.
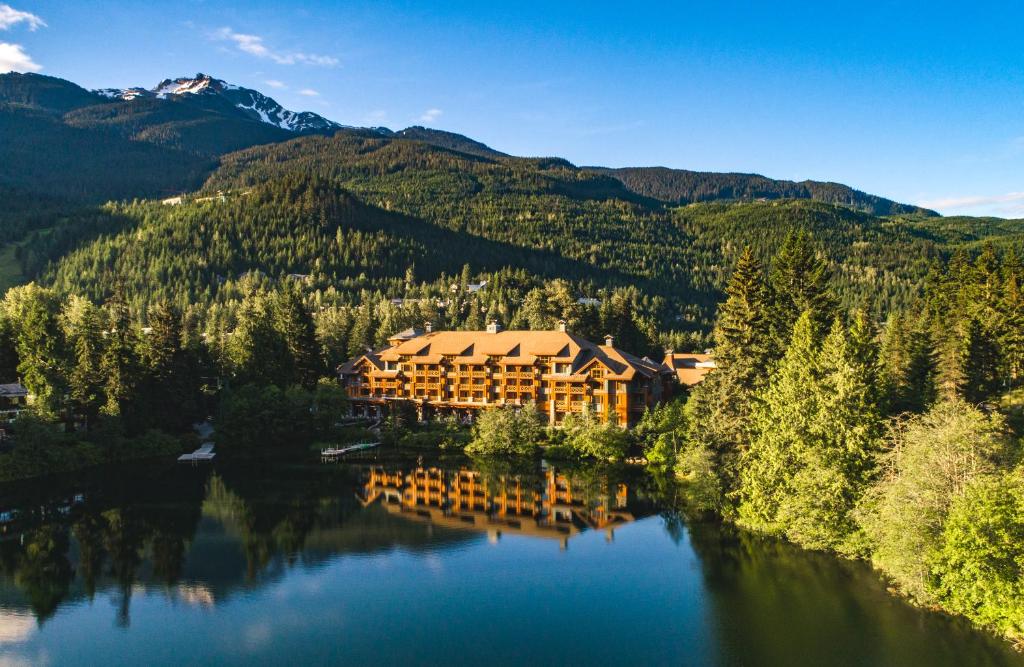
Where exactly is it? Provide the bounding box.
[358,464,637,547]
[338,324,675,426]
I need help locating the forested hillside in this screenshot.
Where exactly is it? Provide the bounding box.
[3,72,1024,359]
[593,166,938,216]
[9,127,1021,363]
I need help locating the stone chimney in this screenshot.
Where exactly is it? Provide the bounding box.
[424,321,432,333]
[604,334,614,347]
[486,320,501,334]
[556,319,567,333]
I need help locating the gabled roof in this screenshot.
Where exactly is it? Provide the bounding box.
[0,383,27,397]
[344,329,672,381]
[337,349,386,375]
[663,353,717,386]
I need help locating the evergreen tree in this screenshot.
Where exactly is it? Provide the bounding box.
[685,247,772,507]
[767,230,836,357]
[346,304,376,359]
[962,317,1002,403]
[999,273,1024,385]
[227,292,288,387]
[100,286,140,419]
[738,310,821,535]
[272,286,321,387]
[60,295,105,428]
[1,285,66,417]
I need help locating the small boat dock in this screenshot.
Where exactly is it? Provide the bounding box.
[321,442,381,460]
[178,442,216,463]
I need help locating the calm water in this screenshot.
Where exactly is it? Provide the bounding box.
[0,452,1020,666]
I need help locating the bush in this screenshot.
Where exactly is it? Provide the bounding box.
[857,399,1014,602]
[635,400,687,467]
[930,470,1024,645]
[561,408,630,461]
[465,404,542,456]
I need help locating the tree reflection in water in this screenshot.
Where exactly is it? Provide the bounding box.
[0,457,648,626]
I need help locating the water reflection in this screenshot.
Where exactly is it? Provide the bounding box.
[0,456,1019,666]
[0,458,650,627]
[361,463,652,548]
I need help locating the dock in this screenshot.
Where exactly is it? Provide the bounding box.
[321,441,381,459]
[178,442,216,463]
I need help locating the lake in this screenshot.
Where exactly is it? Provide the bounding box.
[0,452,1020,666]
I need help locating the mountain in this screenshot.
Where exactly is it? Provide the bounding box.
[389,126,507,158]
[95,73,344,133]
[590,166,938,217]
[0,71,936,218]
[0,72,332,205]
[24,128,1024,340]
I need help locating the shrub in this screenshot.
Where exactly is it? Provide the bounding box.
[930,470,1024,645]
[465,404,542,456]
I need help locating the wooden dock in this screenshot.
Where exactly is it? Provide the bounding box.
[178,442,216,463]
[321,442,381,459]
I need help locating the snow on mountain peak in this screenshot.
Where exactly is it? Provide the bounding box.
[90,74,343,133]
[153,73,216,98]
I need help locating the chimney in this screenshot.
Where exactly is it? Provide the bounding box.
[604,334,614,347]
[424,321,432,333]
[486,320,501,334]
[556,319,567,333]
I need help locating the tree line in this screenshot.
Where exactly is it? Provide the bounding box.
[635,232,1024,645]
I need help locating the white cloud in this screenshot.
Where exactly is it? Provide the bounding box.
[298,88,319,96]
[212,27,338,66]
[419,108,442,123]
[919,191,1024,217]
[263,79,286,89]
[0,4,45,31]
[0,41,40,72]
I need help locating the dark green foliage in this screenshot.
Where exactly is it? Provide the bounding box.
[593,166,937,216]
[685,247,772,501]
[216,384,318,449]
[465,404,543,456]
[767,229,837,355]
[931,470,1024,644]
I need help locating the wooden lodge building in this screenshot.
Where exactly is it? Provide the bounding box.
[338,322,677,426]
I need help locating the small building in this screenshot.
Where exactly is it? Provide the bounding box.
[663,352,717,388]
[0,383,29,423]
[338,323,675,427]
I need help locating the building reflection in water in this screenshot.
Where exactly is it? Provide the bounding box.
[358,465,636,549]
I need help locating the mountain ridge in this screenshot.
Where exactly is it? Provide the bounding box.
[0,71,933,217]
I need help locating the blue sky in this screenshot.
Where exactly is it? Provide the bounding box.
[2,1,1023,217]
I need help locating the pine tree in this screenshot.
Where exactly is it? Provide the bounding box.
[272,286,321,387]
[60,295,105,428]
[2,284,66,417]
[1000,273,1024,385]
[962,317,1002,403]
[767,230,836,356]
[685,247,773,505]
[346,304,376,359]
[100,286,140,419]
[738,310,822,535]
[227,292,288,387]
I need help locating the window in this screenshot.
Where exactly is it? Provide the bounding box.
[555,363,571,375]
